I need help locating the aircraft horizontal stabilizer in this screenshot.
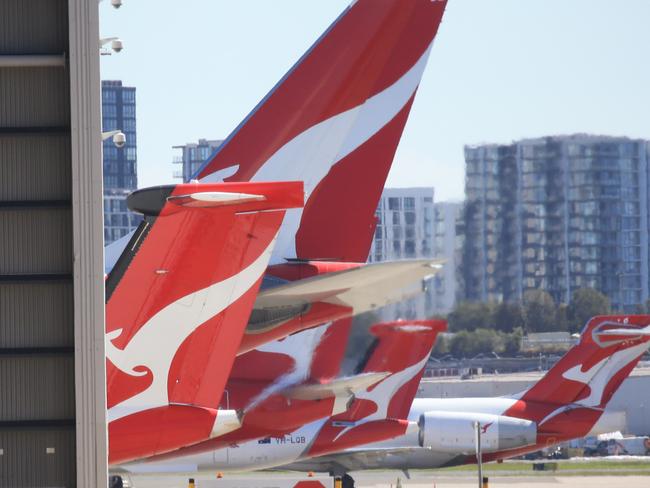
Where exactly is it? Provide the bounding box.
[254,259,443,312]
[283,372,390,401]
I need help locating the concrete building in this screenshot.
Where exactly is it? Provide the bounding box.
[102,80,141,243]
[460,135,650,311]
[369,188,436,319]
[431,201,462,314]
[0,1,107,486]
[172,138,223,182]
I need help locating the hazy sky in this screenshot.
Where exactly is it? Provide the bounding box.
[100,0,650,201]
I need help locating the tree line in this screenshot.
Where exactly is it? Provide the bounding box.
[434,288,612,358]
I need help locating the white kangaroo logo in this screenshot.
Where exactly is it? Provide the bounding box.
[107,232,278,423]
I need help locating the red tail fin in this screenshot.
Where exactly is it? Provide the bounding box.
[337,320,446,422]
[196,0,448,263]
[306,320,446,457]
[105,181,303,464]
[519,315,650,409]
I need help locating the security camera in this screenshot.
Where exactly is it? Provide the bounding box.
[113,132,126,148]
[111,39,123,53]
[111,0,123,8]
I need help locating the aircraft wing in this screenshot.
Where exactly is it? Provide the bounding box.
[253,259,443,313]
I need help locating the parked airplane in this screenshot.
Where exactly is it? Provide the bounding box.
[106,181,303,465]
[104,0,449,351]
[280,315,650,485]
[118,320,446,473]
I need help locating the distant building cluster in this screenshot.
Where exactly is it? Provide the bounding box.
[173,139,223,182]
[369,188,460,320]
[458,134,650,312]
[102,80,141,244]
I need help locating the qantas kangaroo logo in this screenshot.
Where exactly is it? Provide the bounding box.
[203,43,433,260]
[106,233,278,423]
[332,353,430,440]
[538,339,650,426]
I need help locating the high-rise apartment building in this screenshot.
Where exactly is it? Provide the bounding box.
[172,139,223,182]
[369,188,436,319]
[369,188,435,263]
[102,80,141,243]
[432,201,462,314]
[460,134,650,312]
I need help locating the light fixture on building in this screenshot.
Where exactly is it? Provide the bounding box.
[102,130,126,148]
[99,37,123,55]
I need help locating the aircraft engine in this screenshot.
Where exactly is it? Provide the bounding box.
[418,411,537,453]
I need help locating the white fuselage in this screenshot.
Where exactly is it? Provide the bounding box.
[122,397,519,474]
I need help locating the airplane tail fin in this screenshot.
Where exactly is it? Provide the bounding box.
[305,320,446,456]
[196,0,448,263]
[518,315,650,410]
[105,181,303,464]
[340,319,447,421]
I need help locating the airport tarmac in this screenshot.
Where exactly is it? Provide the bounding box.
[125,471,650,488]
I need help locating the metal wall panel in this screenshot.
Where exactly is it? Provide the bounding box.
[0,282,73,348]
[0,0,68,54]
[0,208,72,274]
[0,134,71,201]
[0,68,70,128]
[0,355,74,421]
[69,0,109,485]
[0,429,75,488]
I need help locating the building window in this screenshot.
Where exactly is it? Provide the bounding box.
[405,240,415,257]
[388,197,400,211]
[103,117,118,130]
[393,241,401,257]
[392,212,400,225]
[405,212,416,225]
[102,90,116,103]
[103,104,117,117]
[404,197,415,209]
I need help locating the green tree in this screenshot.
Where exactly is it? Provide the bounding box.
[555,303,569,332]
[567,288,611,333]
[448,302,494,332]
[523,290,557,332]
[449,330,473,357]
[502,327,523,356]
[493,302,524,333]
[449,328,502,358]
